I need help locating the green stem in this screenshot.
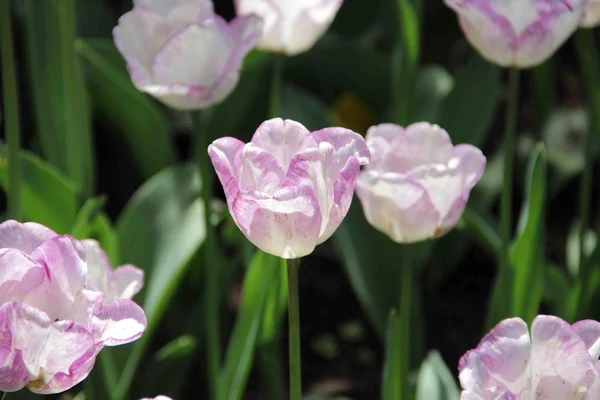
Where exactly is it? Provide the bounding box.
[286,258,302,400]
[0,2,21,221]
[398,248,412,400]
[499,69,520,275]
[192,110,221,400]
[1,391,6,400]
[578,134,592,273]
[269,55,284,118]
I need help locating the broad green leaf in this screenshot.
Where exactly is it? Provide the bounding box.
[89,213,121,266]
[382,311,402,400]
[112,163,205,400]
[259,253,288,344]
[76,38,175,179]
[71,196,107,238]
[438,52,501,147]
[279,85,333,130]
[219,251,282,400]
[544,263,571,316]
[415,351,460,400]
[510,144,547,324]
[145,335,197,398]
[24,0,94,196]
[461,207,501,256]
[0,147,79,233]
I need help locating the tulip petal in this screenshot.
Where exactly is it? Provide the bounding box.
[0,344,29,392]
[133,0,207,16]
[165,0,214,26]
[81,239,112,295]
[230,186,321,259]
[355,171,439,243]
[0,249,45,304]
[209,137,245,203]
[582,0,600,27]
[251,118,314,170]
[573,320,600,360]
[365,124,403,170]
[240,144,286,194]
[311,127,371,168]
[93,299,147,346]
[285,0,343,55]
[112,265,144,301]
[0,220,57,254]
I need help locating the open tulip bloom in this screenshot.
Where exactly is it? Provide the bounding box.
[113,0,263,110]
[444,0,588,68]
[460,315,600,399]
[208,118,370,259]
[0,220,146,394]
[355,122,485,243]
[235,0,343,55]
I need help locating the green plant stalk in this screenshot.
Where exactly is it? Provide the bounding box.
[0,2,21,221]
[398,248,412,400]
[192,110,221,400]
[269,55,284,118]
[286,258,302,400]
[1,391,6,400]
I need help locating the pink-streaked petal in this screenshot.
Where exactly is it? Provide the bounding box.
[111,265,144,301]
[0,249,45,304]
[81,239,111,295]
[209,137,245,204]
[139,396,173,400]
[398,122,454,170]
[582,0,600,27]
[573,320,600,360]
[240,144,286,194]
[0,345,29,392]
[364,124,403,170]
[527,315,596,399]
[251,118,314,170]
[0,220,57,254]
[230,186,322,259]
[93,299,147,346]
[355,171,440,243]
[311,127,371,168]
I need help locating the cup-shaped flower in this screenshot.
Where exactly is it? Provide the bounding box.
[0,220,146,394]
[234,0,343,55]
[459,315,600,399]
[443,0,588,68]
[209,118,370,258]
[140,397,173,400]
[355,123,485,243]
[113,0,263,110]
[582,0,600,27]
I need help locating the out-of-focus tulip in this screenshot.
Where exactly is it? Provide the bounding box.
[459,316,600,399]
[0,220,146,394]
[355,123,485,243]
[443,0,587,68]
[209,118,370,258]
[234,0,343,55]
[140,397,173,400]
[582,0,600,27]
[113,0,262,110]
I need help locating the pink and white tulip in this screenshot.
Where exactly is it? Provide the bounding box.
[235,0,343,55]
[459,316,600,399]
[0,220,146,394]
[443,0,588,68]
[582,0,600,27]
[113,0,263,110]
[140,397,173,400]
[209,118,370,258]
[355,123,485,243]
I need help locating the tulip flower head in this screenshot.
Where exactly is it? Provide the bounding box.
[209,118,370,259]
[355,123,485,244]
[0,221,146,394]
[444,0,588,68]
[234,0,343,55]
[459,316,600,399]
[582,0,600,27]
[113,0,263,110]
[140,397,173,400]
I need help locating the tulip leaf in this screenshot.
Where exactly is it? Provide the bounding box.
[24,0,94,196]
[510,144,547,324]
[437,52,501,147]
[382,310,402,400]
[218,250,282,400]
[259,254,288,344]
[279,85,333,130]
[111,163,205,400]
[75,38,175,179]
[70,196,107,239]
[0,147,79,233]
[415,351,460,400]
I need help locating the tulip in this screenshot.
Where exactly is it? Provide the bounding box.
[208,118,370,258]
[113,0,263,110]
[355,123,485,243]
[140,397,173,400]
[459,315,600,399]
[443,0,588,68]
[0,220,146,394]
[234,0,343,55]
[582,0,600,27]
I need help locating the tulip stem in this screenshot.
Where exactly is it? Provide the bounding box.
[499,69,520,275]
[192,110,221,400]
[286,258,302,400]
[398,247,412,400]
[269,54,284,118]
[0,1,21,221]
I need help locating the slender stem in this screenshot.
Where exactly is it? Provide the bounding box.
[0,2,21,221]
[398,248,412,400]
[499,69,520,275]
[1,391,6,400]
[578,134,592,273]
[286,258,302,400]
[192,110,220,400]
[269,55,284,119]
